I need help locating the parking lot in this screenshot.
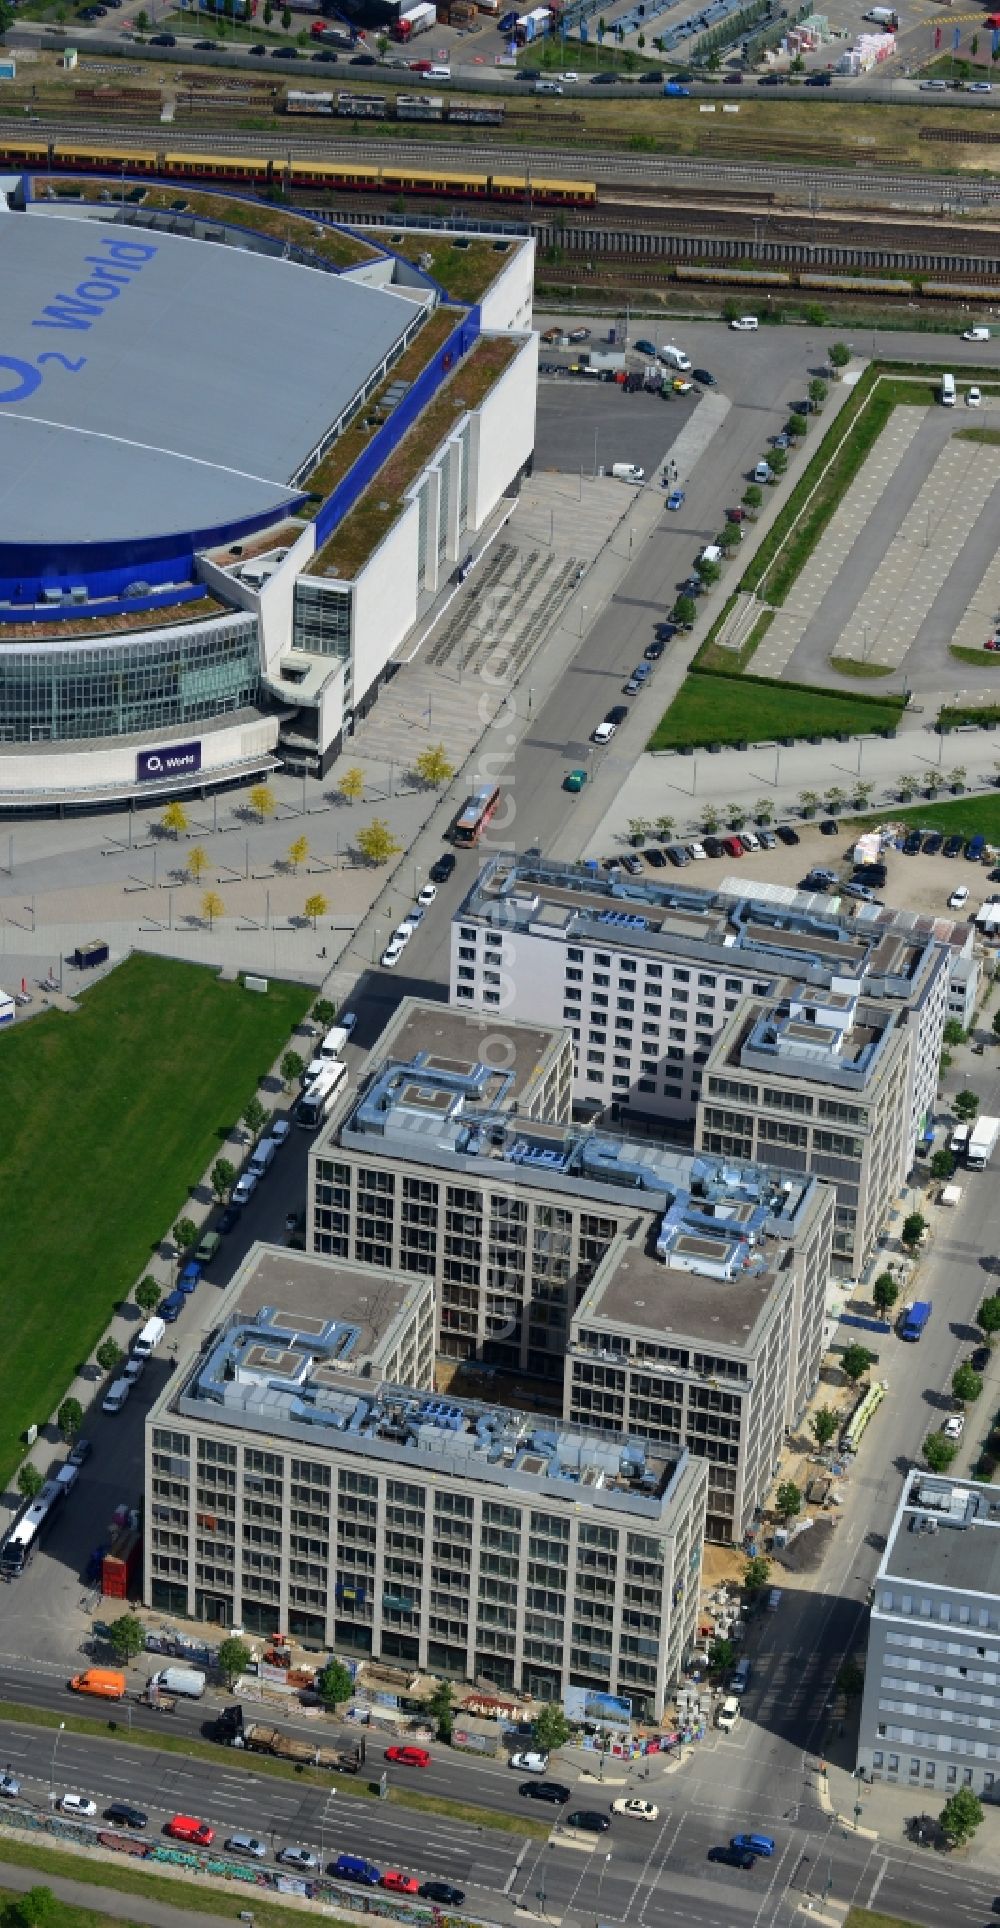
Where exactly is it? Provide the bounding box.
[597,813,1000,923]
[535,364,703,481]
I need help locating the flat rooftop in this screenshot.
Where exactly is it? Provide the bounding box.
[884,1475,1000,1596]
[0,212,417,548]
[585,1233,779,1352]
[219,1244,427,1368]
[356,998,565,1117]
[463,855,933,996]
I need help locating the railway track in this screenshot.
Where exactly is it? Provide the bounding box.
[8,115,1000,208]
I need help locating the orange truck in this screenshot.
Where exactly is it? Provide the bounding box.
[69,1668,127,1701]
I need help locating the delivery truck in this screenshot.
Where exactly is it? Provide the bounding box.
[393,2,436,37]
[967,1115,1000,1171]
[133,1315,166,1359]
[150,1667,206,1700]
[70,1669,127,1700]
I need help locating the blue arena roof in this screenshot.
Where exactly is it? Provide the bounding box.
[0,211,419,553]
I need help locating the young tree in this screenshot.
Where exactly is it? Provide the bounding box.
[841,1342,875,1385]
[943,1019,967,1047]
[654,815,675,842]
[135,1276,161,1312]
[211,1157,236,1201]
[337,766,365,805]
[249,783,276,823]
[808,377,828,411]
[742,484,763,515]
[134,5,149,26]
[187,845,209,884]
[357,819,402,867]
[930,1149,956,1181]
[281,1050,305,1090]
[873,1272,899,1315]
[979,1293,1000,1340]
[695,556,721,590]
[902,1212,928,1252]
[414,744,456,788]
[313,998,336,1028]
[218,1636,251,1688]
[810,1405,838,1449]
[262,0,272,18]
[242,1096,267,1139]
[992,1007,1000,1043]
[828,341,851,376]
[754,798,775,825]
[316,1658,354,1709]
[799,789,820,816]
[16,1463,43,1502]
[719,523,741,554]
[707,1635,735,1677]
[174,1218,198,1253]
[161,799,189,838]
[201,889,224,930]
[287,835,309,872]
[281,4,291,25]
[376,29,389,54]
[702,805,722,834]
[775,1480,801,1523]
[57,1397,83,1442]
[533,1703,571,1753]
[953,1362,983,1405]
[836,1659,864,1700]
[924,1431,958,1473]
[743,1553,771,1598]
[673,595,697,627]
[939,1786,984,1848]
[304,892,329,928]
[96,1338,124,1374]
[825,785,847,814]
[13,1889,58,1928]
[953,1089,980,1122]
[788,412,808,440]
[897,772,920,802]
[769,446,788,477]
[107,1612,146,1666]
[428,1678,455,1742]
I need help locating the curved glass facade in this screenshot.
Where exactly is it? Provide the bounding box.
[0,613,261,744]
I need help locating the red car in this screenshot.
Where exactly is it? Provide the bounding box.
[165,1815,215,1846]
[409,57,432,70]
[723,835,744,858]
[985,638,1000,651]
[384,1745,431,1769]
[381,1871,420,1894]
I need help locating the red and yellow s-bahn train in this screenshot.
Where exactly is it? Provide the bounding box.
[0,136,598,209]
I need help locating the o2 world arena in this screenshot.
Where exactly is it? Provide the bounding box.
[0,181,536,813]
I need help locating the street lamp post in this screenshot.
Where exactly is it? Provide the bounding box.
[49,1720,65,1800]
[594,1848,612,1928]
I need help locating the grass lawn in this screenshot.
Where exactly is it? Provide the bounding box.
[845,1911,921,1928]
[0,1884,124,1928]
[649,675,904,752]
[0,955,309,1483]
[853,793,1000,841]
[0,1837,358,1928]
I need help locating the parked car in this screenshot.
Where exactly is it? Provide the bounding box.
[645,846,667,868]
[380,941,405,969]
[688,841,707,861]
[430,853,456,883]
[331,1855,382,1886]
[703,836,724,859]
[232,1172,257,1206]
[759,829,776,849]
[971,1346,991,1373]
[903,831,922,855]
[948,886,970,910]
[819,818,838,836]
[68,1438,93,1467]
[593,720,616,744]
[943,1414,965,1439]
[279,1847,321,1871]
[944,834,965,858]
[417,883,438,907]
[645,638,666,661]
[775,825,799,846]
[60,1795,98,1818]
[420,1883,465,1906]
[0,1774,20,1798]
[382,1872,420,1894]
[923,832,944,854]
[166,1816,214,1845]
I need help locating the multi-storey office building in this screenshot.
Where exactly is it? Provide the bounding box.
[564,1164,834,1544]
[696,976,928,1275]
[145,1251,709,1719]
[857,1471,1000,1799]
[447,858,949,1271]
[309,999,834,1539]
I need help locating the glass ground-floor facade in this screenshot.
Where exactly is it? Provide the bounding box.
[0,612,261,743]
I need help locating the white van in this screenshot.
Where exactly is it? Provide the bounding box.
[427,63,451,77]
[535,78,562,92]
[716,1696,741,1733]
[612,463,645,483]
[249,1137,278,1181]
[941,372,956,406]
[133,1315,165,1359]
[658,344,692,372]
[697,545,723,567]
[962,325,990,342]
[102,1378,130,1415]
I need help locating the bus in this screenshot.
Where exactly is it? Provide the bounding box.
[452,785,501,847]
[0,1479,64,1581]
[296,1058,348,1129]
